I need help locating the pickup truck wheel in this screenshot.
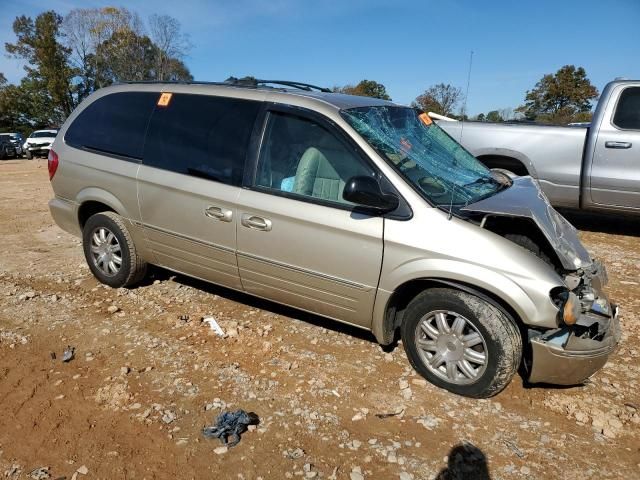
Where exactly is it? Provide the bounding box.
[82,212,147,288]
[25,150,32,159]
[401,288,522,398]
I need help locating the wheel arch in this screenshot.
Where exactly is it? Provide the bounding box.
[76,188,128,228]
[475,150,538,178]
[375,278,526,346]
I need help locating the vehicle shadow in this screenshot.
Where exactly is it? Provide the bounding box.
[144,266,379,344]
[435,442,492,480]
[559,209,640,237]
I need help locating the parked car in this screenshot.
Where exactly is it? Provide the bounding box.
[48,79,619,398]
[0,135,17,159]
[438,79,640,215]
[24,129,58,159]
[0,132,24,156]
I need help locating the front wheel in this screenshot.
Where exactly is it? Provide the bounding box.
[25,150,32,159]
[401,288,522,398]
[82,212,147,288]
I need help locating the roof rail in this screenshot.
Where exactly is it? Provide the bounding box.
[224,77,332,93]
[119,77,333,93]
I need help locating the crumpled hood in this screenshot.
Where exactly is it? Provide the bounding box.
[461,176,591,271]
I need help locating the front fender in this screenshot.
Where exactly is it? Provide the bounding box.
[372,258,559,344]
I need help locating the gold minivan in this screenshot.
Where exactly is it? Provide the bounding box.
[48,78,620,398]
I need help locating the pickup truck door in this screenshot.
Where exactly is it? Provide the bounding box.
[590,85,640,209]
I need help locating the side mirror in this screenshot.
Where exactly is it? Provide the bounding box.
[343,176,400,212]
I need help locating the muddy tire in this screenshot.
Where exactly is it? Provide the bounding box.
[401,288,522,398]
[82,212,147,288]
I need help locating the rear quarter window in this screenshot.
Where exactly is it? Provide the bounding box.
[65,92,157,159]
[143,93,260,186]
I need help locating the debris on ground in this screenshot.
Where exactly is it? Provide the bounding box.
[202,316,225,336]
[62,346,75,362]
[202,409,259,447]
[28,467,50,480]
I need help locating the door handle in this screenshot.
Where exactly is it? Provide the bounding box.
[605,141,632,149]
[204,205,233,222]
[241,214,272,231]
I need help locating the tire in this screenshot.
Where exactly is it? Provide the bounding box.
[82,212,147,288]
[25,150,32,159]
[401,288,522,398]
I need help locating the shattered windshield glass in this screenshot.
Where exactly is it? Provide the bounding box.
[341,106,505,208]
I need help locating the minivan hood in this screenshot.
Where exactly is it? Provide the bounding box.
[461,176,591,271]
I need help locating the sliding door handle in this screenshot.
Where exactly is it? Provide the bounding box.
[605,141,632,149]
[204,205,233,222]
[241,214,272,231]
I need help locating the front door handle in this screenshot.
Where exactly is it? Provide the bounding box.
[605,141,632,149]
[204,205,233,222]
[241,214,272,231]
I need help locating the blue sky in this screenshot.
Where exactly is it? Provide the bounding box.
[1,0,639,115]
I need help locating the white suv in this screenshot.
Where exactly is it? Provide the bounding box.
[24,129,58,159]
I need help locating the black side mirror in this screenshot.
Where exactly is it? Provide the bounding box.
[343,176,400,212]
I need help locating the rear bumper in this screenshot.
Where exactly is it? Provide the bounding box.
[528,303,620,385]
[49,197,81,237]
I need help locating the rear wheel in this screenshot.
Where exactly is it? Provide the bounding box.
[82,212,147,288]
[401,288,522,398]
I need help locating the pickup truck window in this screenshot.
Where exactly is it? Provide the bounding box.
[342,106,504,207]
[613,87,640,130]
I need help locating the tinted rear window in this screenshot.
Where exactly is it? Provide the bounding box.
[65,92,156,158]
[143,94,260,186]
[613,87,640,130]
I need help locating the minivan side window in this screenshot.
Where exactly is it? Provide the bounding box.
[143,94,260,186]
[613,87,640,130]
[255,112,376,205]
[65,92,157,159]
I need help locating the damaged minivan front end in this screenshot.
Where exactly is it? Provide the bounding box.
[462,176,621,385]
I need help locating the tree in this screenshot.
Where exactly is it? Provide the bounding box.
[5,11,77,122]
[412,83,463,117]
[97,29,157,83]
[333,80,391,100]
[149,14,192,81]
[486,110,503,122]
[517,65,599,124]
[475,112,485,121]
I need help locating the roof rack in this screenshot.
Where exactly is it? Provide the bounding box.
[120,77,333,93]
[224,77,332,93]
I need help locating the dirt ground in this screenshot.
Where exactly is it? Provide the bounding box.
[0,159,638,480]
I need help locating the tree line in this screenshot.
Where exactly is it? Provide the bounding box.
[0,7,192,136]
[0,7,601,136]
[333,65,599,125]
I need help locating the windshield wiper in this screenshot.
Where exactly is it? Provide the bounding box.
[463,176,500,188]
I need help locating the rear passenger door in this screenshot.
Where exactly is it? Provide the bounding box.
[236,107,384,328]
[138,92,261,290]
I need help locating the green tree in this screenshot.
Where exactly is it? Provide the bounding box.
[486,110,503,122]
[412,83,463,117]
[96,29,157,82]
[476,112,485,121]
[517,65,599,124]
[334,79,391,100]
[5,11,77,122]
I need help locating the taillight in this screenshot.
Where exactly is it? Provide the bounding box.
[48,149,59,180]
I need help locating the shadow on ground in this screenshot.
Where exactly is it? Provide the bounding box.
[145,266,380,345]
[435,442,492,480]
[559,209,640,237]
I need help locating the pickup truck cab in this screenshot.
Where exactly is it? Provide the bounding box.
[439,79,640,215]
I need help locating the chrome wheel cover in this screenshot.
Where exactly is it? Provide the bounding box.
[415,310,488,385]
[89,226,122,277]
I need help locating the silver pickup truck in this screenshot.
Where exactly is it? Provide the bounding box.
[439,79,640,214]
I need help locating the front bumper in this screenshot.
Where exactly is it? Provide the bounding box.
[527,302,620,385]
[26,145,52,155]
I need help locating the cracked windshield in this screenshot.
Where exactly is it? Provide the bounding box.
[342,106,506,208]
